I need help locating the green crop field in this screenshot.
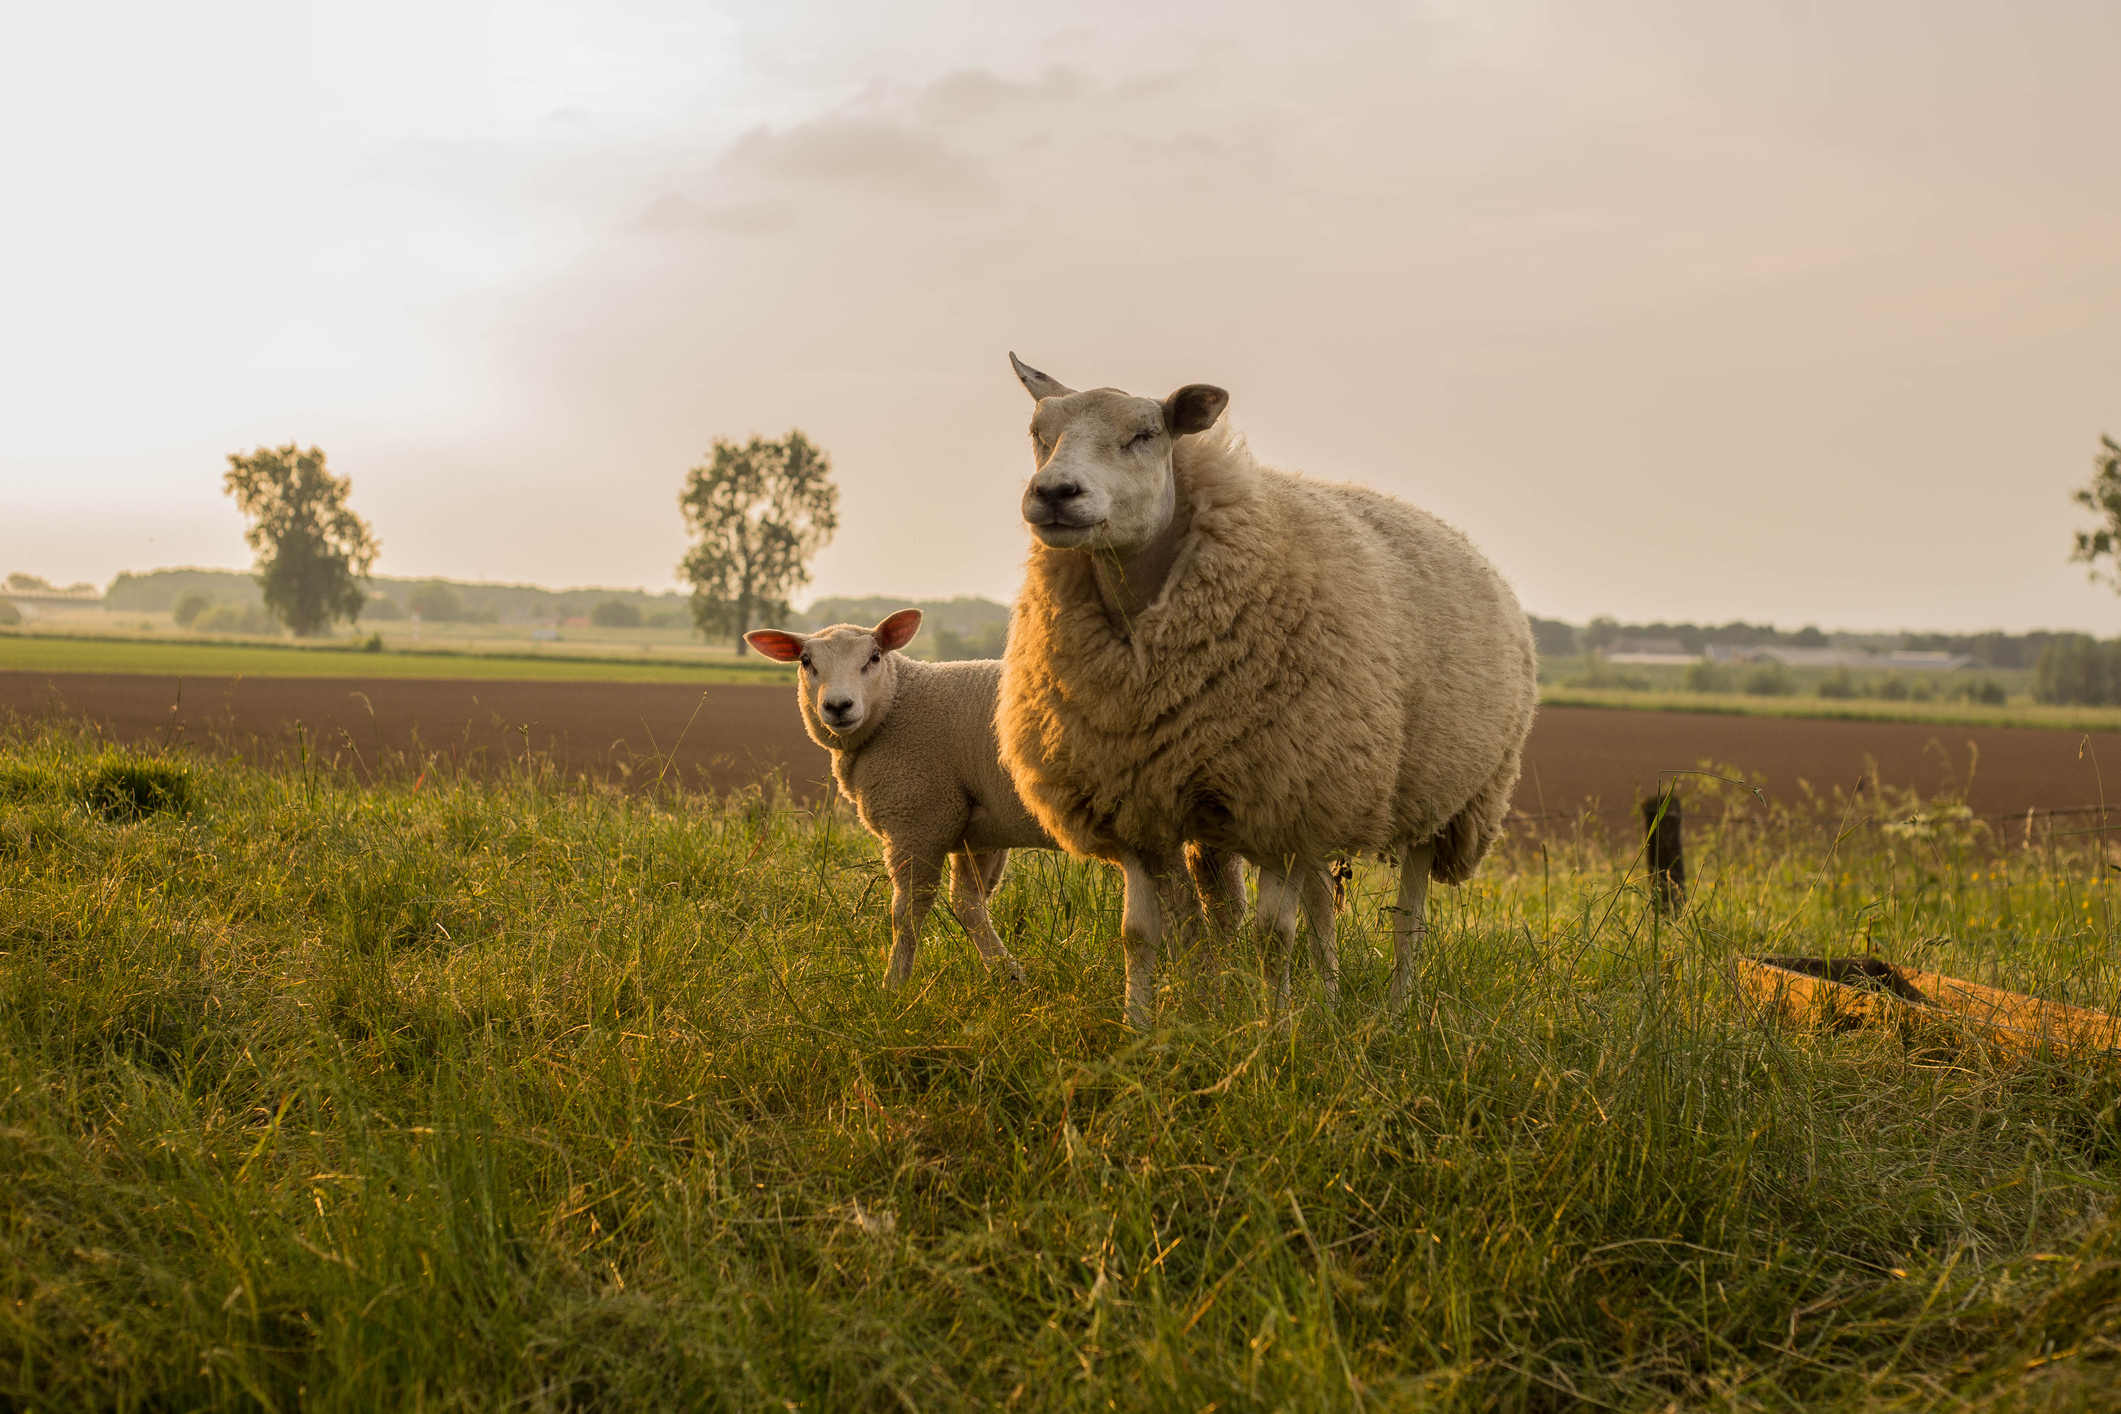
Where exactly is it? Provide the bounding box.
[1540,685,2121,734]
[4,726,2120,1409]
[0,631,790,685]
[16,631,2121,738]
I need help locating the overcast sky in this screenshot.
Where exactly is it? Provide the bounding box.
[4,0,2118,631]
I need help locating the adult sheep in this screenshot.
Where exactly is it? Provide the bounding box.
[996,354,1537,1028]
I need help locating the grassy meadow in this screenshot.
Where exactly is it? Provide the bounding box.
[4,724,2121,1410]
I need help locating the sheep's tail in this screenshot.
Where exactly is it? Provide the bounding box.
[1428,742,1522,884]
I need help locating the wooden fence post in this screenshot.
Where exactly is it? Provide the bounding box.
[1642,790,1685,913]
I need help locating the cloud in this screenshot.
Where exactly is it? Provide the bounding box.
[719,116,989,199]
[633,193,797,235]
[907,66,1083,125]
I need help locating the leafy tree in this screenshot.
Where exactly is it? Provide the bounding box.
[1742,662,1794,697]
[678,431,839,653]
[1526,615,1578,657]
[1683,659,1732,694]
[2068,434,2121,586]
[2034,634,2121,705]
[221,444,379,636]
[591,599,644,628]
[406,582,464,622]
[172,592,212,628]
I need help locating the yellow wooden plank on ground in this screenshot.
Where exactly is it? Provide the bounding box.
[1734,955,2121,1059]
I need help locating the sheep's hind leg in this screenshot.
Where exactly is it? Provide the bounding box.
[1118,852,1175,1030]
[1387,840,1437,1018]
[951,848,1025,984]
[1183,844,1246,1004]
[1297,864,1341,1007]
[1253,861,1303,1014]
[884,845,947,989]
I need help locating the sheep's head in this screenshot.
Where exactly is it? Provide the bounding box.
[1010,353,1227,556]
[745,609,922,745]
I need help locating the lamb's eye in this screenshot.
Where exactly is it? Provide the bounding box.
[1126,429,1156,450]
[868,651,881,666]
[799,655,812,670]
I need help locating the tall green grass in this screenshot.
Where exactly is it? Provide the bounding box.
[2,724,2118,1411]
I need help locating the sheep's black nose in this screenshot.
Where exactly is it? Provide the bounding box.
[1038,480,1084,503]
[823,696,854,717]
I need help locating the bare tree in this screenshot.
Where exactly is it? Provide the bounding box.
[678,431,839,653]
[222,444,379,636]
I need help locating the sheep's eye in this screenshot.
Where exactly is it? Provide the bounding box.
[1126,429,1156,450]
[799,655,812,670]
[868,651,881,666]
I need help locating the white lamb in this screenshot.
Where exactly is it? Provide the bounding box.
[746,609,1244,991]
[994,355,1539,1028]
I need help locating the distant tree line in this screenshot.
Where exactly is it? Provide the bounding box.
[107,567,690,632]
[1529,614,2064,670]
[2032,636,2121,706]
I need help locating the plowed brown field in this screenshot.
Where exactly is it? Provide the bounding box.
[8,669,2121,822]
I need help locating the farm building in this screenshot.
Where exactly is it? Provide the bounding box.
[1703,645,1975,671]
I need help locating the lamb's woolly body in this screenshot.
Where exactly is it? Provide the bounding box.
[999,421,1537,883]
[788,645,1048,987]
[806,655,1053,858]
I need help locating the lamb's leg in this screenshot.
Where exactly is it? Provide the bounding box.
[1117,852,1171,1030]
[1253,860,1303,1013]
[1297,863,1341,1006]
[1388,840,1437,1018]
[951,847,1025,984]
[883,843,947,989]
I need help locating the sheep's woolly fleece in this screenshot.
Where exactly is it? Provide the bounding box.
[998,419,1537,883]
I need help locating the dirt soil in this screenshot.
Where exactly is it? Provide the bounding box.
[8,670,2121,821]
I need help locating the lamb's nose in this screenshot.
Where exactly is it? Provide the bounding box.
[823,696,855,718]
[1039,480,1084,503]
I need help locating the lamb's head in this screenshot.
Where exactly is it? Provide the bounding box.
[745,609,923,745]
[1009,352,1227,555]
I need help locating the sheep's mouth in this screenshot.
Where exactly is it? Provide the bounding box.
[1029,519,1108,548]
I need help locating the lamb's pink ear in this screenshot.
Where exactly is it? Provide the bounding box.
[874,609,923,652]
[745,629,807,662]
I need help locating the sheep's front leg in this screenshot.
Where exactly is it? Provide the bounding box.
[1117,852,1174,1030]
[950,848,1025,984]
[1253,860,1303,1012]
[1297,864,1341,1006]
[883,843,947,989]
[1387,840,1437,1018]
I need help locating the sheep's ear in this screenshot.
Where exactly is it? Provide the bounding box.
[1010,352,1074,402]
[1162,384,1228,436]
[874,609,923,652]
[745,629,807,662]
